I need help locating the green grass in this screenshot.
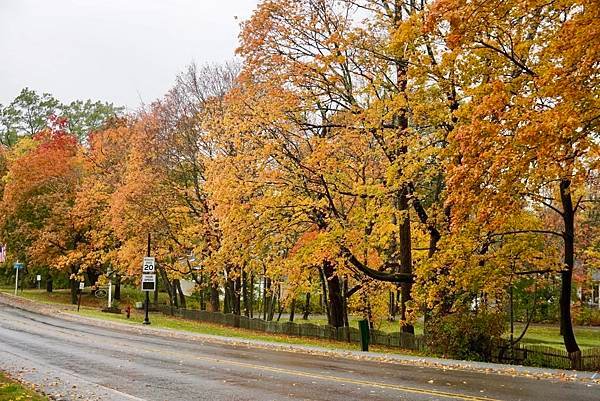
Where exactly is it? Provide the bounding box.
[75,308,421,355]
[512,323,600,350]
[305,316,424,335]
[0,287,169,309]
[0,372,47,401]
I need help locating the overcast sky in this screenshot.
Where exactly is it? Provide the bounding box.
[0,0,259,110]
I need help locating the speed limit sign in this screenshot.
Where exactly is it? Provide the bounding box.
[142,257,155,273]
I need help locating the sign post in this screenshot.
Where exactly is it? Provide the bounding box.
[107,267,113,310]
[36,274,41,289]
[142,233,154,325]
[77,282,84,312]
[13,262,24,296]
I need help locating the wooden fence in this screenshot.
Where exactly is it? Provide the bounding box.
[158,306,426,351]
[159,306,599,371]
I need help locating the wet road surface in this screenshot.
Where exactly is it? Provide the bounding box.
[0,303,597,401]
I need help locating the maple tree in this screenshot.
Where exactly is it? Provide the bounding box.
[0,119,87,303]
[433,0,600,353]
[231,0,455,330]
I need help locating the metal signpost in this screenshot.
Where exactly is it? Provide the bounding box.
[36,274,41,289]
[77,282,84,312]
[107,267,113,310]
[13,262,24,295]
[142,233,155,325]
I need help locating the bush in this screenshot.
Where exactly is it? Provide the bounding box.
[573,306,600,326]
[426,311,506,361]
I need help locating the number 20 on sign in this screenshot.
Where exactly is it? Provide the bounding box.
[142,257,155,273]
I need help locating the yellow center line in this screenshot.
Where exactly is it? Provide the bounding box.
[146,347,503,401]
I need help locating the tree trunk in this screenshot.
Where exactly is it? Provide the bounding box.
[209,281,220,312]
[422,230,441,337]
[174,279,186,309]
[242,269,250,317]
[263,276,272,320]
[223,281,231,314]
[70,277,78,305]
[87,269,100,288]
[342,277,349,329]
[234,275,241,315]
[302,292,311,320]
[158,266,173,307]
[114,274,121,300]
[267,283,277,321]
[249,273,254,318]
[318,264,331,324]
[397,190,414,334]
[289,298,296,322]
[199,276,206,311]
[559,179,580,353]
[388,290,396,321]
[322,260,344,328]
[46,275,53,293]
[172,279,180,308]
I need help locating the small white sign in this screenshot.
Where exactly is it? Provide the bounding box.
[142,257,155,273]
[79,282,85,290]
[141,274,156,291]
[36,275,41,281]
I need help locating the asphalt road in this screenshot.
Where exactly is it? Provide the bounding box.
[0,303,597,401]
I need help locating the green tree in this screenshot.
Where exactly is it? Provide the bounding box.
[59,99,123,142]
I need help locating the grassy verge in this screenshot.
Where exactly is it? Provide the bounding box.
[0,372,47,401]
[75,308,422,355]
[0,287,168,309]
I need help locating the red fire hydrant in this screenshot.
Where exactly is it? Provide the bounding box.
[126,305,131,319]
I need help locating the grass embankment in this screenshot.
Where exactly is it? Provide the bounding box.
[77,308,419,354]
[3,288,599,350]
[0,372,47,401]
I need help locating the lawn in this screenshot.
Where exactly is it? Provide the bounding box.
[513,323,600,350]
[76,308,422,355]
[0,372,46,401]
[304,316,424,335]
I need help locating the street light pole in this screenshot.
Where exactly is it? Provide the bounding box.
[143,233,151,325]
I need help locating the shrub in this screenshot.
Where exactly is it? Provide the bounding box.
[426,311,506,361]
[573,306,600,326]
